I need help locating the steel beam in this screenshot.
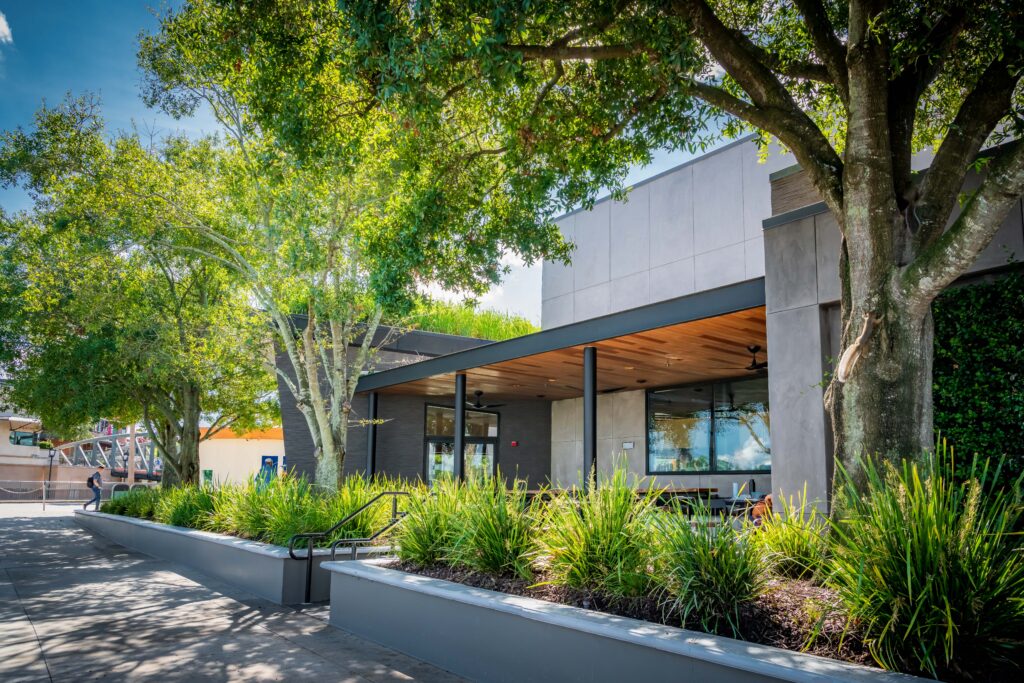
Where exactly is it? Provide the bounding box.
[583,346,597,492]
[453,373,466,480]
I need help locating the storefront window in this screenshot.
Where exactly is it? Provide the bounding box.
[647,377,770,473]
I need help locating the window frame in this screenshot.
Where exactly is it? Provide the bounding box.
[8,430,40,448]
[644,375,771,476]
[422,403,500,480]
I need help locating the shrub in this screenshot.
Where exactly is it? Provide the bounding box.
[319,474,396,545]
[206,481,271,540]
[656,503,768,638]
[750,486,829,581]
[258,476,327,546]
[113,487,161,520]
[933,272,1024,489]
[154,485,215,528]
[828,450,1024,678]
[449,475,537,579]
[99,496,127,515]
[537,469,657,598]
[395,477,464,565]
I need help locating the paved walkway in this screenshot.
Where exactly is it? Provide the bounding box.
[0,503,461,682]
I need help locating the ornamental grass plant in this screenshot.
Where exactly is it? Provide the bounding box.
[395,476,465,566]
[448,474,538,580]
[828,449,1024,678]
[101,486,161,519]
[749,485,829,581]
[154,484,215,528]
[537,469,658,598]
[655,501,768,638]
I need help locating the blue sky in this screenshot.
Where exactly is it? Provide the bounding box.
[0,1,215,213]
[0,2,705,323]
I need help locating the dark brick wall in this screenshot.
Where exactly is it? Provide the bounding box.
[349,394,552,489]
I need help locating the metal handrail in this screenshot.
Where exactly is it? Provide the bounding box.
[329,512,407,561]
[287,490,409,603]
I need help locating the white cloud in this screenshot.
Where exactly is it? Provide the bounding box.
[0,12,12,45]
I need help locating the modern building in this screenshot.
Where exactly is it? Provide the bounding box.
[277,136,1024,507]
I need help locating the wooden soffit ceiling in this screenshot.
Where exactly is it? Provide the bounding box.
[375,307,767,401]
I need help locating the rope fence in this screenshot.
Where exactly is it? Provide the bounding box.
[0,480,157,503]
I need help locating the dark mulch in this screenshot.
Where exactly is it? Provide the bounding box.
[388,561,872,667]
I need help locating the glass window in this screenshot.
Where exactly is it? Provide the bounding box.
[426,406,456,437]
[646,377,770,473]
[424,405,499,482]
[713,379,771,472]
[9,430,39,447]
[648,386,712,473]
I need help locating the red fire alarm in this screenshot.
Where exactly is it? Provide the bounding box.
[510,441,519,447]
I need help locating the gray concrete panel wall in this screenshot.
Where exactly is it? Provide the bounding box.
[542,138,791,329]
[326,561,923,683]
[763,196,1024,510]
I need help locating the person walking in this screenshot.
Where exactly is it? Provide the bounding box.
[84,465,104,511]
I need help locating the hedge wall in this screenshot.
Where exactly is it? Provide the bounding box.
[933,271,1024,486]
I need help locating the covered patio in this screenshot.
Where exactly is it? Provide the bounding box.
[352,279,772,496]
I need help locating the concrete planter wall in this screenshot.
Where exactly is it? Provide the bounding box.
[325,561,926,683]
[75,510,386,604]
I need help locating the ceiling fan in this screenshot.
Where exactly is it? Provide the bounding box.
[745,345,768,371]
[467,390,506,409]
[705,344,768,373]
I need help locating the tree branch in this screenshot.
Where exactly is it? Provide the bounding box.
[510,44,654,61]
[902,138,1024,310]
[887,6,971,200]
[672,0,845,219]
[791,0,849,106]
[741,39,832,84]
[915,55,1023,249]
[684,79,845,217]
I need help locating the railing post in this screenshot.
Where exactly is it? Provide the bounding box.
[304,537,315,604]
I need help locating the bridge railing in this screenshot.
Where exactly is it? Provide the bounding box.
[54,432,162,478]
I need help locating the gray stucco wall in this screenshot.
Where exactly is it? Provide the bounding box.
[542,138,792,328]
[764,199,1024,508]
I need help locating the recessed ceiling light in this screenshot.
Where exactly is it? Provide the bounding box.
[623,366,635,371]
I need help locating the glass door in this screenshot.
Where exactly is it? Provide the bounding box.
[424,404,499,483]
[464,443,496,481]
[426,441,456,482]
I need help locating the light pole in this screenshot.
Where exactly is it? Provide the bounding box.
[45,446,56,511]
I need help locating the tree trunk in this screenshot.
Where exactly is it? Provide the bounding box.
[829,286,934,491]
[315,443,345,490]
[177,382,202,485]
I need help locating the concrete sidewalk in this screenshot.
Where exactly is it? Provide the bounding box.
[0,504,461,682]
